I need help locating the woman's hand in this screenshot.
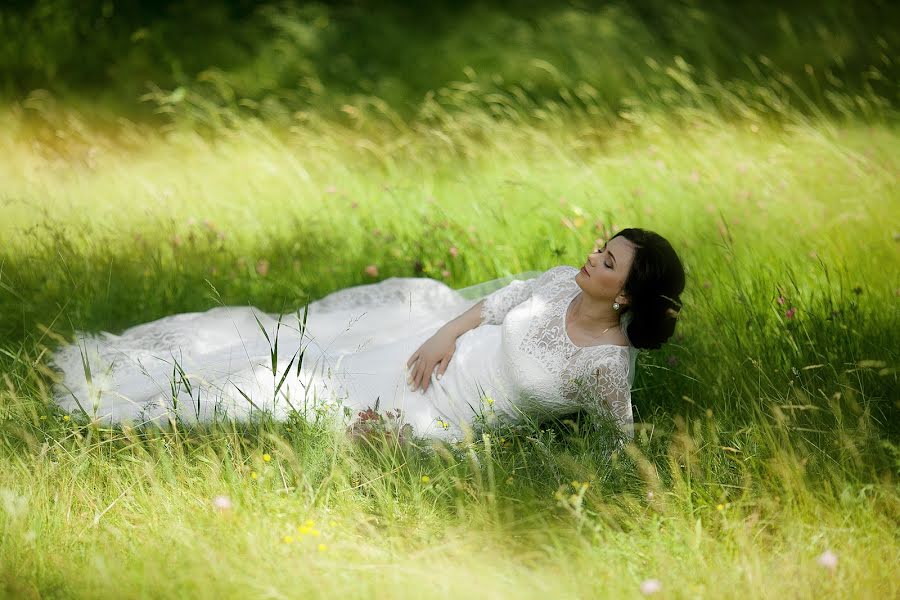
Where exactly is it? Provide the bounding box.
[406,327,457,393]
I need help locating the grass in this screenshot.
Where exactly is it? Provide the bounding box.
[0,64,898,598]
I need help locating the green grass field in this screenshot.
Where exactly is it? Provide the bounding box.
[1,40,898,600]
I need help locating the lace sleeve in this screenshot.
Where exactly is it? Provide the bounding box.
[565,359,634,444]
[479,278,536,325]
[479,266,570,325]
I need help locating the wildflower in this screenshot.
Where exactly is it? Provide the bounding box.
[785,307,797,320]
[817,550,838,571]
[421,475,430,484]
[484,396,494,406]
[318,544,328,552]
[449,246,459,258]
[441,270,451,278]
[716,503,725,511]
[777,295,785,305]
[305,519,315,528]
[329,520,337,527]
[283,535,294,544]
[256,259,270,277]
[211,495,232,511]
[640,579,662,595]
[63,415,70,422]
[263,453,271,462]
[646,491,654,501]
[365,264,379,278]
[39,415,46,421]
[250,471,258,480]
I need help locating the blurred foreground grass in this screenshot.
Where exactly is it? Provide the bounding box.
[1,74,899,597]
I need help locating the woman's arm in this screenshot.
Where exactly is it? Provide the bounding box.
[406,299,487,392]
[440,298,487,339]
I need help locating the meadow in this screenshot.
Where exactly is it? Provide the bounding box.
[1,3,899,599]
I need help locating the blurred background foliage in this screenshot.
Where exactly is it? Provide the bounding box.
[2,0,897,127]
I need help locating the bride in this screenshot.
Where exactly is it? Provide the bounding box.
[49,227,685,445]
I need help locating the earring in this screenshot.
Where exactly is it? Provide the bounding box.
[613,302,620,311]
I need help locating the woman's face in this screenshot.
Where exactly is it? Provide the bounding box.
[575,235,637,306]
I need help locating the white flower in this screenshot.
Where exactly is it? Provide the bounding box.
[817,550,838,571]
[211,495,232,511]
[640,579,662,595]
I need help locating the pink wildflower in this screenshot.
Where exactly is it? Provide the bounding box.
[785,307,797,320]
[817,550,838,571]
[441,270,451,278]
[640,579,662,595]
[211,495,232,511]
[777,296,785,305]
[256,259,270,277]
[365,265,379,278]
[449,246,459,258]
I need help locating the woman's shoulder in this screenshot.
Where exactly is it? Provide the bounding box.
[546,265,579,277]
[536,265,579,287]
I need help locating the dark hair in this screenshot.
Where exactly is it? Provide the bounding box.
[611,228,686,350]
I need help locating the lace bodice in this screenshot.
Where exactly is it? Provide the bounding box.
[479,266,636,439]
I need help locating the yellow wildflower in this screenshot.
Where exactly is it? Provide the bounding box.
[262,453,271,462]
[63,415,70,422]
[716,504,725,511]
[251,471,258,480]
[305,519,315,528]
[283,535,294,544]
[318,544,327,552]
[421,475,430,484]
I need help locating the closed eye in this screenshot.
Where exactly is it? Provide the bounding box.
[595,246,613,269]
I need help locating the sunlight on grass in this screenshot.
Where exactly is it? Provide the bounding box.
[0,61,897,598]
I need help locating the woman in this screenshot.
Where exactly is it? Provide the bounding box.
[50,228,685,444]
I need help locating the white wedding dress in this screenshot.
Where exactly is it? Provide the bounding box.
[49,266,639,443]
